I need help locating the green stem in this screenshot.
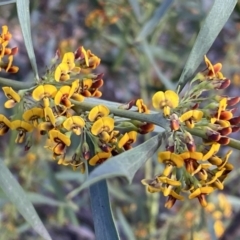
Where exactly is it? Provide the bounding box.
[71,100,167,129]
[187,127,240,150]
[0,77,35,90]
[90,180,119,240]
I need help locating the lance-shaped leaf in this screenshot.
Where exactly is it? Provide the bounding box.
[177,0,237,92]
[0,159,52,240]
[90,180,120,240]
[16,0,39,80]
[136,0,174,41]
[67,133,163,199]
[0,0,15,5]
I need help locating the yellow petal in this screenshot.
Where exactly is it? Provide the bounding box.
[164,90,179,108]
[91,117,114,135]
[2,86,20,102]
[63,116,85,133]
[189,186,214,199]
[89,152,111,166]
[54,86,71,105]
[11,120,33,132]
[62,52,75,70]
[49,129,71,146]
[88,105,110,122]
[152,91,165,110]
[71,93,84,102]
[44,107,56,126]
[54,63,69,81]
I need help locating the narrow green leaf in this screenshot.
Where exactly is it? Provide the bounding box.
[67,133,163,199]
[128,0,142,23]
[141,40,175,90]
[0,159,52,240]
[116,208,136,240]
[0,0,15,5]
[177,0,237,91]
[136,0,174,41]
[90,180,119,240]
[27,192,67,207]
[16,0,39,80]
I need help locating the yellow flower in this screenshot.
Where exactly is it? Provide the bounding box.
[202,143,220,161]
[75,46,89,66]
[38,122,54,135]
[54,62,70,82]
[54,85,75,108]
[63,116,85,135]
[44,107,56,126]
[61,52,75,70]
[85,50,100,69]
[91,117,114,142]
[32,85,57,107]
[179,110,203,128]
[136,99,149,113]
[89,152,111,166]
[22,108,44,127]
[204,55,223,79]
[0,114,11,135]
[11,120,33,143]
[2,86,20,108]
[189,186,214,207]
[158,151,183,176]
[152,90,179,116]
[49,130,71,157]
[88,105,110,122]
[165,189,184,209]
[180,151,203,174]
[141,178,162,193]
[118,131,137,150]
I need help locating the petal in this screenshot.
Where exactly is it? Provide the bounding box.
[23,108,44,121]
[152,91,165,110]
[2,86,20,102]
[179,110,193,122]
[158,151,171,162]
[71,93,84,102]
[91,117,114,135]
[32,85,45,101]
[89,152,111,166]
[62,52,75,70]
[218,98,227,119]
[190,151,203,160]
[54,63,69,81]
[118,133,129,148]
[6,55,13,72]
[4,99,16,108]
[202,143,220,161]
[49,129,71,146]
[44,107,56,126]
[88,105,110,122]
[63,116,85,132]
[0,114,11,128]
[164,90,179,108]
[43,84,57,97]
[54,86,71,105]
[11,120,33,132]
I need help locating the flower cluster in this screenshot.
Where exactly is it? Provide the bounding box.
[0,26,153,173]
[142,56,240,208]
[0,25,18,73]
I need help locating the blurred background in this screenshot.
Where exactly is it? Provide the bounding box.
[0,0,240,239]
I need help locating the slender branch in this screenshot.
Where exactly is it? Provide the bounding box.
[72,99,168,129]
[187,127,240,150]
[0,77,35,90]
